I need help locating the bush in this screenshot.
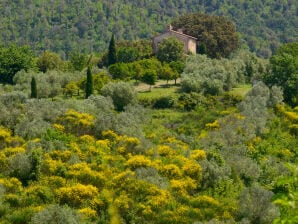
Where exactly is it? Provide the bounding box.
[153,96,175,109]
[101,81,137,111]
[30,204,81,224]
[238,186,280,223]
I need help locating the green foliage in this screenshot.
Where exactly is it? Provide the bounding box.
[156,37,184,63]
[108,63,131,80]
[142,70,157,91]
[108,34,117,66]
[181,55,245,95]
[0,1,296,58]
[30,77,37,98]
[0,45,34,84]
[31,204,80,224]
[37,51,64,73]
[198,43,207,55]
[273,164,298,223]
[117,47,140,63]
[153,96,175,109]
[238,186,280,223]
[69,51,87,71]
[263,42,298,106]
[160,64,178,84]
[172,13,239,58]
[85,67,93,98]
[101,82,137,111]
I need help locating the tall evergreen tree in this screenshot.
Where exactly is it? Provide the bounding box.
[108,34,117,66]
[198,43,207,55]
[30,77,37,98]
[85,67,93,98]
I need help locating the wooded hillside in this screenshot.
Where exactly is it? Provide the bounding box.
[0,0,297,58]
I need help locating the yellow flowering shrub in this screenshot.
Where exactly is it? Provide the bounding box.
[102,130,118,140]
[79,134,95,143]
[182,161,202,180]
[147,189,172,209]
[0,126,12,148]
[42,154,67,176]
[276,148,295,160]
[284,111,298,122]
[126,155,152,169]
[23,185,54,205]
[205,120,220,130]
[139,203,154,217]
[112,170,135,188]
[79,207,97,220]
[157,145,176,157]
[3,147,25,157]
[56,183,99,207]
[114,193,133,211]
[67,163,106,188]
[160,164,182,179]
[57,109,95,135]
[191,195,220,208]
[190,149,206,161]
[0,152,8,172]
[163,136,188,152]
[40,176,66,188]
[3,193,20,207]
[95,139,110,150]
[0,177,22,193]
[49,150,72,162]
[170,177,197,196]
[53,123,65,132]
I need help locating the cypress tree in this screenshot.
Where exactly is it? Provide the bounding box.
[85,66,93,98]
[30,76,37,98]
[108,34,117,65]
[198,43,207,55]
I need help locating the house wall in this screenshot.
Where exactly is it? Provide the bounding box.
[153,31,196,54]
[188,39,197,54]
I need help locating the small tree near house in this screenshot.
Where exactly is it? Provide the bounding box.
[142,70,157,91]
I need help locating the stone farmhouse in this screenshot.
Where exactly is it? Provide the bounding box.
[153,25,197,55]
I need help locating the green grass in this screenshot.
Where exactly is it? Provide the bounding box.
[229,84,252,97]
[137,85,180,101]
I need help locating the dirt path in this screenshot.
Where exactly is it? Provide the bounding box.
[135,79,181,92]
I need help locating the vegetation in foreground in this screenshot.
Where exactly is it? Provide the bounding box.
[0,8,297,223]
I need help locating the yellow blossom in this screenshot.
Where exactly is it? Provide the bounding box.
[53,123,65,132]
[190,149,206,161]
[56,184,99,207]
[79,208,97,220]
[206,120,220,129]
[126,155,152,169]
[161,164,182,179]
[157,145,175,157]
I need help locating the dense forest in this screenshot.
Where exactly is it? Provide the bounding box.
[0,0,297,58]
[0,1,297,223]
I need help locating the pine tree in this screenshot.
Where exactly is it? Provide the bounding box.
[108,34,117,66]
[85,66,93,98]
[31,77,37,98]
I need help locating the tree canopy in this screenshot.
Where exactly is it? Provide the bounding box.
[172,13,239,58]
[0,45,34,84]
[156,37,184,63]
[263,42,298,106]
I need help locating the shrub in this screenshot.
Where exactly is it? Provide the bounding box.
[101,81,137,111]
[56,184,99,207]
[153,96,175,109]
[31,204,80,224]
